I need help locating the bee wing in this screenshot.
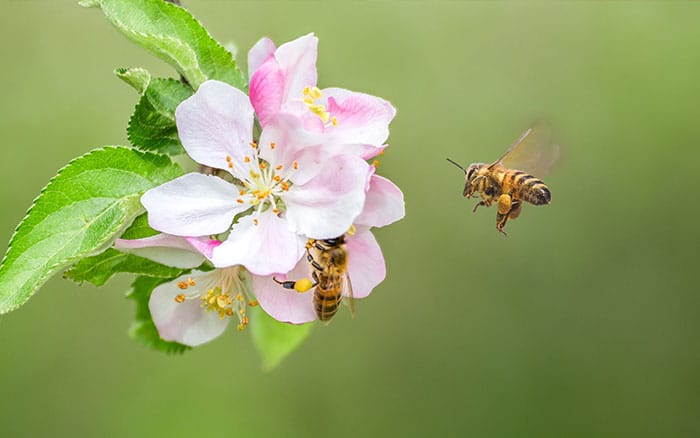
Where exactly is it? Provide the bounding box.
[342,272,356,319]
[489,124,559,177]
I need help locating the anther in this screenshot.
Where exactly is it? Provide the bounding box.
[250,141,257,148]
[310,87,322,99]
[244,156,251,163]
[259,162,266,170]
[293,161,299,170]
[226,155,232,162]
[228,162,234,169]
[248,300,259,307]
[253,219,259,226]
[273,175,281,182]
[331,116,338,126]
[237,198,244,204]
[372,159,380,168]
[275,164,283,171]
[270,142,276,150]
[175,294,186,303]
[187,278,196,286]
[239,190,246,196]
[177,281,188,290]
[272,208,280,214]
[281,182,289,191]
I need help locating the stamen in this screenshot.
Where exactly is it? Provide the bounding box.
[259,162,266,170]
[309,87,322,99]
[187,278,196,286]
[281,181,289,191]
[228,162,234,169]
[175,294,186,303]
[237,198,244,204]
[177,281,189,290]
[293,161,299,170]
[331,116,338,126]
[272,208,280,214]
[253,219,259,226]
[275,164,283,171]
[239,190,246,196]
[226,155,232,162]
[273,175,281,182]
[270,142,276,150]
[250,141,257,149]
[244,156,251,163]
[303,86,311,96]
[248,300,259,307]
[373,159,380,168]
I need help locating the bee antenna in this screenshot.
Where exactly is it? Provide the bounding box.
[446,158,467,174]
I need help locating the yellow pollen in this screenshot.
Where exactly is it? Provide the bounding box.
[294,278,315,293]
[187,277,196,286]
[303,86,311,96]
[270,142,276,150]
[175,294,186,303]
[239,190,246,196]
[226,308,234,316]
[248,300,259,307]
[275,164,283,171]
[259,162,267,170]
[252,189,260,195]
[226,155,232,162]
[237,198,244,204]
[244,156,251,163]
[309,87,322,99]
[303,97,314,104]
[177,281,188,290]
[250,170,260,179]
[281,182,289,191]
[331,116,338,126]
[236,292,244,302]
[273,175,281,182]
[372,159,380,168]
[253,219,259,226]
[228,162,234,169]
[250,141,257,148]
[293,161,299,170]
[272,208,280,214]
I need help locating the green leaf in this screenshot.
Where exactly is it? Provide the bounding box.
[0,147,182,314]
[128,275,191,353]
[115,67,151,94]
[83,0,246,90]
[250,305,313,371]
[63,249,185,286]
[127,78,193,154]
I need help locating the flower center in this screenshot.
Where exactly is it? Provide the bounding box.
[302,86,337,126]
[174,266,258,331]
[229,141,299,224]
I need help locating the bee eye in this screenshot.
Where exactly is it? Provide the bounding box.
[467,168,476,180]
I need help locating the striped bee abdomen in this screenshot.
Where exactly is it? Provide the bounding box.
[517,174,551,205]
[313,276,343,321]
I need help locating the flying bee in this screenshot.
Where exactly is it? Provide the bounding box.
[447,125,559,235]
[274,232,354,322]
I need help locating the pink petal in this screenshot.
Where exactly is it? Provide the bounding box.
[211,211,306,275]
[252,259,316,324]
[323,87,396,146]
[249,56,285,127]
[248,37,276,79]
[258,113,326,185]
[355,174,405,228]
[149,271,230,346]
[345,229,386,299]
[114,234,220,268]
[274,33,318,104]
[175,80,254,173]
[284,155,370,239]
[141,173,246,237]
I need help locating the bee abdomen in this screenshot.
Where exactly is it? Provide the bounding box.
[313,285,343,321]
[518,176,551,205]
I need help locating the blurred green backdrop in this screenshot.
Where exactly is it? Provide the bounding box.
[1,1,699,437]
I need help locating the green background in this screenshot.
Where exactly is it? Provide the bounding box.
[1,1,698,436]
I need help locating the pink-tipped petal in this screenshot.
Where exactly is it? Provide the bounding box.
[345,229,386,299]
[323,88,396,146]
[248,37,276,79]
[114,234,218,268]
[274,33,318,102]
[211,212,306,275]
[175,80,254,173]
[149,272,230,346]
[141,173,246,237]
[252,259,317,324]
[250,56,285,127]
[355,174,405,228]
[284,155,370,239]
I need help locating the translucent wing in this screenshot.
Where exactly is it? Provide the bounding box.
[489,124,559,178]
[342,272,355,319]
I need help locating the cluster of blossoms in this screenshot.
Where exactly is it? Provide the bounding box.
[116,34,404,346]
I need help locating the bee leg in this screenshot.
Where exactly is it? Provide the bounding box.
[472,200,488,213]
[508,200,522,220]
[495,194,513,236]
[273,276,317,293]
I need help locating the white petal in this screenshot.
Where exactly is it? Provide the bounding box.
[252,259,317,324]
[284,155,370,239]
[149,271,229,346]
[248,37,276,79]
[355,174,405,228]
[175,80,255,174]
[114,234,218,268]
[345,229,386,299]
[211,212,306,275]
[141,173,247,236]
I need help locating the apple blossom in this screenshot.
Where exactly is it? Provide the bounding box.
[141,80,372,276]
[249,34,396,152]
